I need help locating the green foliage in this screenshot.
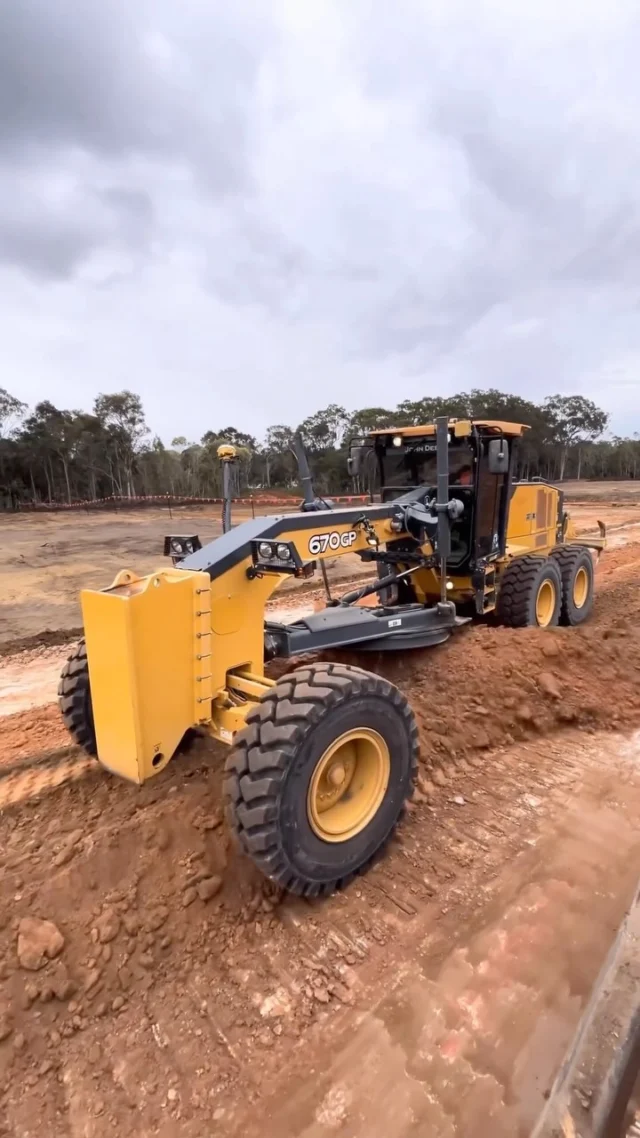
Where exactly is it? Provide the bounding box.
[0,387,27,437]
[298,404,349,452]
[543,395,610,479]
[0,384,636,509]
[348,407,396,433]
[202,426,257,450]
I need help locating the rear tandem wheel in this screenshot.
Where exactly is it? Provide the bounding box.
[496,555,563,629]
[550,544,595,626]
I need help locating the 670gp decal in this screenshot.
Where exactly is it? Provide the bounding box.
[308,530,358,555]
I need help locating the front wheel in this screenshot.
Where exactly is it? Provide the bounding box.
[58,639,97,755]
[223,662,418,896]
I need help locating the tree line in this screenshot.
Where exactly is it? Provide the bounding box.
[0,384,637,509]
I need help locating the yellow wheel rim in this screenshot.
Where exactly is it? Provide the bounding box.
[573,566,589,608]
[536,579,556,628]
[307,728,391,843]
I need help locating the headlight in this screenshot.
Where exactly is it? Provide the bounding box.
[258,541,273,560]
[276,543,291,560]
[163,533,202,559]
[392,435,403,447]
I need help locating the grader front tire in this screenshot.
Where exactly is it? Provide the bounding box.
[223,662,419,897]
[58,639,97,756]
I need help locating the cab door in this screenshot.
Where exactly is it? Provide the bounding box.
[473,437,509,560]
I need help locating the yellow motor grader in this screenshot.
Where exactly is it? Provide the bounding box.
[59,417,604,896]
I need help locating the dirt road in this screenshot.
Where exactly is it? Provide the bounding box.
[1,532,640,1135]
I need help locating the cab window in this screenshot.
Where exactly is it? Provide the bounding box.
[377,440,474,499]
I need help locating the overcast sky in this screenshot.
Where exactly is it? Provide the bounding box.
[2,0,640,441]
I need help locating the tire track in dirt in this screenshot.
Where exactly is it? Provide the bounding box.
[231,731,640,1138]
[1,541,640,1135]
[2,726,639,1137]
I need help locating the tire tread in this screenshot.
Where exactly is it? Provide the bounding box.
[550,544,594,625]
[223,662,418,897]
[496,556,562,628]
[57,639,97,755]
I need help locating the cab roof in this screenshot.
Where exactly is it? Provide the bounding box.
[367,419,529,439]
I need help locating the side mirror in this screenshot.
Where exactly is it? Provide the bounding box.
[347,445,365,478]
[488,438,509,475]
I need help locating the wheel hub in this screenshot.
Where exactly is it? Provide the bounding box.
[536,579,556,627]
[327,762,347,787]
[307,728,391,843]
[573,566,589,608]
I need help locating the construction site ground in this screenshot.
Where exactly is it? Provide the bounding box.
[1,490,640,1136]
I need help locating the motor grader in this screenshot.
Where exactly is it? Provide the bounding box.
[59,417,604,896]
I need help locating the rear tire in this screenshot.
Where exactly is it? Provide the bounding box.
[58,639,97,755]
[496,556,562,629]
[551,545,594,626]
[223,662,418,897]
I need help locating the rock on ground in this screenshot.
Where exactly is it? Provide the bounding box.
[17,918,65,971]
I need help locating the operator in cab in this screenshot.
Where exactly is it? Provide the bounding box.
[453,463,473,486]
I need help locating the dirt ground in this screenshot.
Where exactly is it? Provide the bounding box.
[561,478,640,502]
[2,496,640,1136]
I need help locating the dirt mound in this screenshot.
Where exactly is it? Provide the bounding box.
[375,617,639,787]
[0,629,82,660]
[337,545,640,789]
[0,746,286,1113]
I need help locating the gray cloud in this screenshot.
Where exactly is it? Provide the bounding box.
[1,0,640,436]
[0,0,271,177]
[0,218,92,280]
[0,0,274,278]
[0,2,148,156]
[0,168,156,279]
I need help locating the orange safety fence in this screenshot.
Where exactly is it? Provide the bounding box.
[17,493,370,512]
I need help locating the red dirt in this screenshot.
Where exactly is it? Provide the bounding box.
[1,542,640,1135]
[0,708,70,767]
